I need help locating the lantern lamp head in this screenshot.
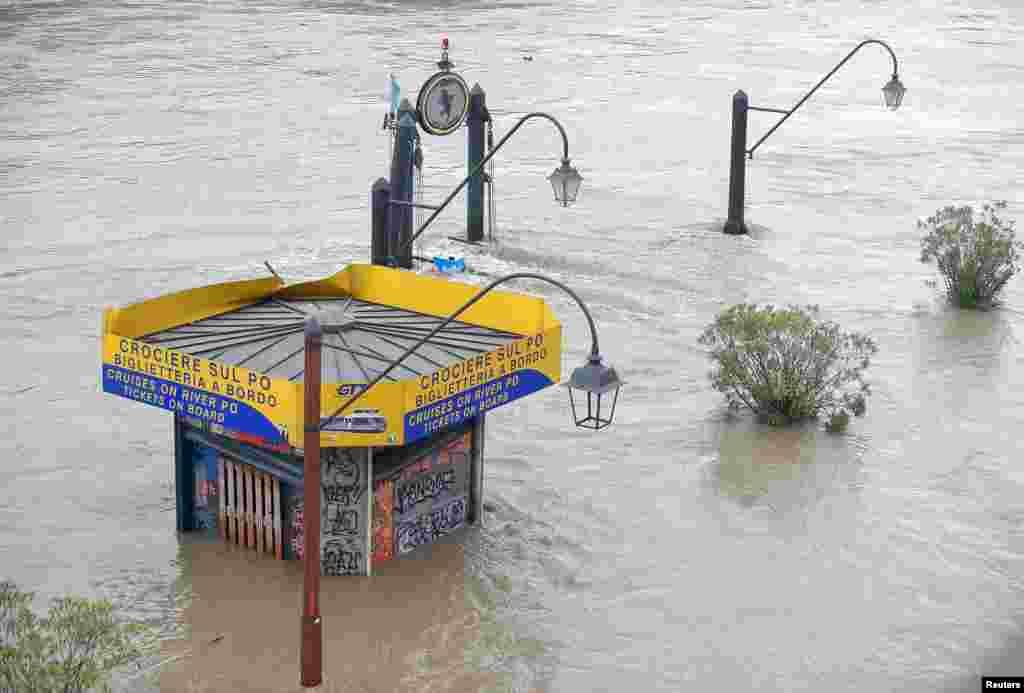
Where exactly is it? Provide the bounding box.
[566,354,622,430]
[548,159,584,207]
[882,74,906,111]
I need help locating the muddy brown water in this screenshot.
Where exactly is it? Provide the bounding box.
[2,0,1023,690]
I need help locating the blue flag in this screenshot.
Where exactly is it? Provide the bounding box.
[388,73,401,114]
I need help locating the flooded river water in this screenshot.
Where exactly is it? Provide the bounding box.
[2,0,1023,690]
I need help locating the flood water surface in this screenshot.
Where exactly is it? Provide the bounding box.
[2,0,1023,691]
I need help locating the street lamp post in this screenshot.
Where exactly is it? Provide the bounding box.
[724,38,907,235]
[386,113,584,267]
[298,271,621,687]
[300,319,323,688]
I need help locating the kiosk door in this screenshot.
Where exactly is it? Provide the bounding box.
[221,458,283,559]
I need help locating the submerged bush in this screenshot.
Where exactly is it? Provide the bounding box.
[919,201,1020,308]
[824,410,851,434]
[699,304,877,430]
[1,580,157,693]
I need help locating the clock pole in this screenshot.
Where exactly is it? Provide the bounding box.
[381,38,477,266]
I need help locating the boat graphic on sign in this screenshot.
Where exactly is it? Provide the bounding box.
[320,408,388,434]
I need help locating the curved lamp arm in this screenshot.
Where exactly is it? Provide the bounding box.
[395,112,571,258]
[319,272,598,428]
[747,39,900,158]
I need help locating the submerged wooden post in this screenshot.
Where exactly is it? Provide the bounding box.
[218,457,227,540]
[245,466,255,549]
[255,471,265,554]
[263,472,274,554]
[273,478,283,560]
[225,461,234,543]
[230,462,239,544]
[300,316,323,688]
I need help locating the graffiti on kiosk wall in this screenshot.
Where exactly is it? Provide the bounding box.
[396,495,468,555]
[193,473,217,530]
[289,498,304,561]
[323,451,364,506]
[395,467,456,515]
[321,449,367,575]
[322,539,362,576]
[371,479,395,565]
[192,448,219,530]
[392,431,471,556]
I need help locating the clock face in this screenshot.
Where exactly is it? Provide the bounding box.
[416,72,470,136]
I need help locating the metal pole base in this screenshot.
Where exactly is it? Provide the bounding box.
[300,615,323,687]
[723,218,749,235]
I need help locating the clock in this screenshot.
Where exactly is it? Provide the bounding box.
[416,71,470,136]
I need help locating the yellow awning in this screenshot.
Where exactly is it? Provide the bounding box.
[102,264,561,448]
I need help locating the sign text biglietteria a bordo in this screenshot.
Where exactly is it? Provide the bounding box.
[400,327,561,444]
[102,334,299,447]
[102,324,561,447]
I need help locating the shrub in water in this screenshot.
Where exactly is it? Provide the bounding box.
[919,201,1020,308]
[699,304,877,431]
[1,580,158,693]
[825,410,850,433]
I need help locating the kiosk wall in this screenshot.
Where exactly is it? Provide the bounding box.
[174,413,486,576]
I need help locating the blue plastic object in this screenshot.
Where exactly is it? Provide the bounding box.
[432,256,466,273]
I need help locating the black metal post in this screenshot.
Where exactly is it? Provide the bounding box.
[173,414,193,532]
[724,90,749,235]
[371,177,391,266]
[466,84,490,243]
[389,99,417,269]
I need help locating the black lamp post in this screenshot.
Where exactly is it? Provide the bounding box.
[389,113,583,266]
[319,272,621,432]
[724,38,906,235]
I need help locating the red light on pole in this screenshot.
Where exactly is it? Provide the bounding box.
[442,37,449,50]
